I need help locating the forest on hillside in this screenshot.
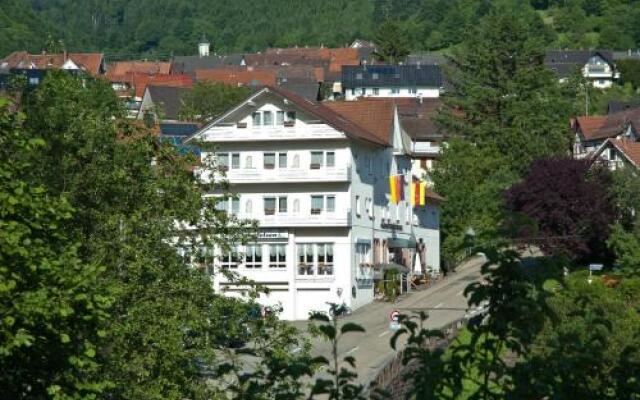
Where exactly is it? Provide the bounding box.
[2,0,640,58]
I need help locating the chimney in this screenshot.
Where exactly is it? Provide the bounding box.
[198,34,210,57]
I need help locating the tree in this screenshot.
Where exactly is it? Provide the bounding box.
[504,158,616,263]
[372,20,410,64]
[179,81,252,123]
[0,97,110,399]
[618,59,640,90]
[433,1,570,262]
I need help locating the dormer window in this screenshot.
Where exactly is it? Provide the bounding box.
[372,73,379,80]
[356,72,363,80]
[263,111,273,126]
[252,112,261,126]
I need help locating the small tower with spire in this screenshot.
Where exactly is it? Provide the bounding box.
[198,34,210,57]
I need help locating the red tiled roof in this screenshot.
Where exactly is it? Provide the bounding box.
[610,138,640,167]
[195,68,277,87]
[1,51,104,76]
[324,99,395,145]
[108,73,192,98]
[108,61,170,76]
[575,116,609,140]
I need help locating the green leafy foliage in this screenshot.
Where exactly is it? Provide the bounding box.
[179,81,252,123]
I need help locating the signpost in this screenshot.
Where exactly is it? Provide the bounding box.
[389,310,400,331]
[588,263,604,284]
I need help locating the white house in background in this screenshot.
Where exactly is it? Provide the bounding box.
[341,65,443,101]
[187,86,441,320]
[592,138,640,171]
[545,50,619,89]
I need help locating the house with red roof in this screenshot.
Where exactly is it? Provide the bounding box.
[592,138,640,171]
[572,108,640,158]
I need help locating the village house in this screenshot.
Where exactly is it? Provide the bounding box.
[186,86,441,320]
[545,50,619,88]
[0,50,106,88]
[341,64,443,101]
[592,138,640,171]
[572,107,640,158]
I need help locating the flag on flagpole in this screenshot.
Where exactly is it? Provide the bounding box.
[397,175,404,202]
[414,182,420,206]
[419,181,426,206]
[389,176,397,203]
[410,182,416,206]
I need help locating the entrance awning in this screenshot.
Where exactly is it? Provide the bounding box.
[387,237,417,248]
[373,263,411,279]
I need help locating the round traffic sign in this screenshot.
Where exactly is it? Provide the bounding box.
[389,310,400,322]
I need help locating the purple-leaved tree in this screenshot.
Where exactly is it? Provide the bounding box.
[504,158,615,263]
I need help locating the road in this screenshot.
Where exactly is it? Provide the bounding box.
[292,256,485,385]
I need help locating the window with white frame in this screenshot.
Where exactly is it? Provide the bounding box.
[356,195,361,216]
[215,197,239,215]
[317,244,334,275]
[311,195,335,214]
[264,152,276,169]
[276,111,285,125]
[217,153,230,171]
[245,245,262,268]
[310,151,323,169]
[231,153,240,169]
[252,112,261,126]
[311,195,323,215]
[356,243,372,277]
[297,243,333,276]
[326,151,335,167]
[278,152,287,168]
[297,243,314,275]
[231,198,240,215]
[264,197,277,215]
[263,111,273,126]
[269,244,286,268]
[326,196,335,212]
[278,197,288,213]
[220,247,240,269]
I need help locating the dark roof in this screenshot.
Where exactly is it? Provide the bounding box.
[396,98,444,140]
[575,108,640,141]
[341,64,443,88]
[159,122,199,136]
[545,50,615,78]
[147,86,190,120]
[277,79,319,101]
[170,54,245,74]
[613,50,640,60]
[608,101,640,115]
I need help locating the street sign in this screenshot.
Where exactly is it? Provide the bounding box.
[589,263,604,271]
[389,310,400,331]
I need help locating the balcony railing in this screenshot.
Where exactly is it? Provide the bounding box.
[411,142,441,156]
[224,166,351,183]
[236,209,351,227]
[201,123,345,142]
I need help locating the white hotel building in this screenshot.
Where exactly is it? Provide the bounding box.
[188,87,441,320]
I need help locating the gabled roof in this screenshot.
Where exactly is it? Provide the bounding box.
[594,138,640,168]
[575,108,640,141]
[342,64,443,88]
[545,50,615,78]
[188,86,388,146]
[195,68,277,86]
[110,73,192,98]
[1,51,104,76]
[395,98,444,140]
[108,61,170,76]
[324,99,395,145]
[145,85,191,120]
[170,54,245,74]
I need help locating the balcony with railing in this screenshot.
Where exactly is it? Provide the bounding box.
[411,141,441,156]
[586,64,612,77]
[201,122,346,142]
[224,165,351,183]
[236,209,352,227]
